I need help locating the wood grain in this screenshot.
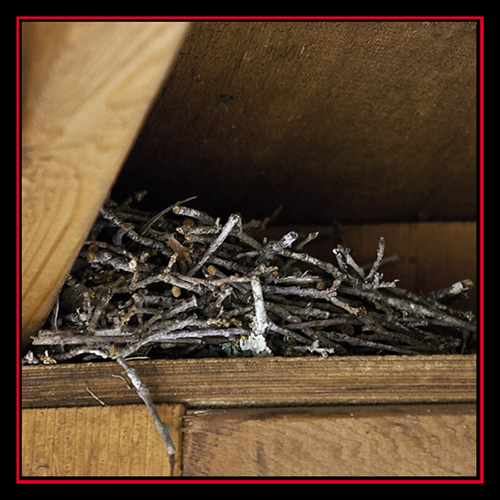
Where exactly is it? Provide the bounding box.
[181,403,477,477]
[21,354,476,409]
[21,21,189,349]
[21,404,185,477]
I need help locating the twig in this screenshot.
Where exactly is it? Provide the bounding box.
[365,236,386,282]
[250,274,269,335]
[187,213,242,276]
[115,356,176,455]
[86,386,106,406]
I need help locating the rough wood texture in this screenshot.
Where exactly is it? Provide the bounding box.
[21,404,185,477]
[20,402,476,478]
[182,404,476,477]
[21,21,189,349]
[113,20,477,226]
[22,354,476,409]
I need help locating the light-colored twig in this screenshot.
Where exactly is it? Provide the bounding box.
[115,356,176,455]
[187,213,242,276]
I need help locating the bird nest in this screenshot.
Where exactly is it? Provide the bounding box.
[26,193,476,365]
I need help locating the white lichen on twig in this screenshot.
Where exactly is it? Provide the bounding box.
[239,273,272,356]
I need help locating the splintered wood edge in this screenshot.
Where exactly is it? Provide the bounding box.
[21,354,477,409]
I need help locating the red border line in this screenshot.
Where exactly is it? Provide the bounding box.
[16,15,485,486]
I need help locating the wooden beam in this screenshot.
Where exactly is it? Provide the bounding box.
[21,21,189,350]
[22,354,476,409]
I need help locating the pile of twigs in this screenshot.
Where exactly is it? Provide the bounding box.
[24,194,477,455]
[28,193,476,363]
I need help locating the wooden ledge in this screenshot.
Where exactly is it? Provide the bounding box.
[21,354,476,409]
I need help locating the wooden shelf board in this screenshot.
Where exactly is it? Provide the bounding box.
[22,354,476,409]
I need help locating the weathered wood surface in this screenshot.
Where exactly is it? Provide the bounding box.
[22,354,476,409]
[21,21,189,349]
[182,403,477,477]
[21,404,185,477]
[20,402,477,477]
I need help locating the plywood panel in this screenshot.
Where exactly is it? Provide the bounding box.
[21,404,184,477]
[182,404,477,477]
[113,20,477,225]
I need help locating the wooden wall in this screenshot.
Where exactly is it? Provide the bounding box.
[22,402,477,477]
[113,21,477,226]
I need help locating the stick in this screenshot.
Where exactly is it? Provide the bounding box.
[115,356,176,455]
[187,213,242,276]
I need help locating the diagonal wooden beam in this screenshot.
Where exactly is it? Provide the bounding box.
[20,20,189,350]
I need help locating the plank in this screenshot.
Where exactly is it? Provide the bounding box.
[21,354,476,409]
[20,21,189,350]
[21,404,184,477]
[181,403,477,477]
